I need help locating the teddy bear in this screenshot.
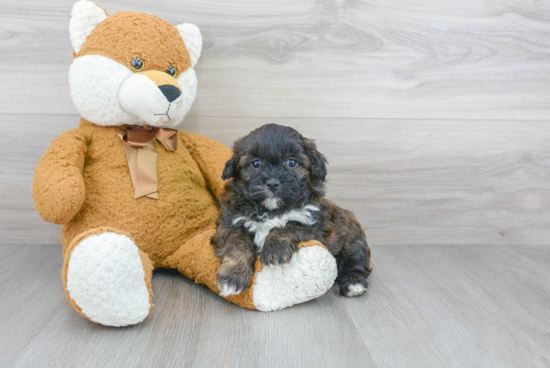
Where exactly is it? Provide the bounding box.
[32,0,338,327]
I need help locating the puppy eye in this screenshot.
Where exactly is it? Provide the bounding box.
[166,66,177,77]
[131,57,145,71]
[287,159,298,168]
[251,159,261,169]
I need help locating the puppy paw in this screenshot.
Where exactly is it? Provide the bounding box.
[339,277,369,297]
[216,259,253,297]
[260,237,294,266]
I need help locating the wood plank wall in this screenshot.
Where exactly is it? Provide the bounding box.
[1,0,549,246]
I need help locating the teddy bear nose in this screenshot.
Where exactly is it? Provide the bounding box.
[158,84,182,102]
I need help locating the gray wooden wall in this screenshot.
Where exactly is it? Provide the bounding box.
[1,0,549,247]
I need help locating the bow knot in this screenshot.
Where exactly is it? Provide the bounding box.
[117,125,178,199]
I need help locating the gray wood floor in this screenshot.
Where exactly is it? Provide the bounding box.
[1,244,549,367]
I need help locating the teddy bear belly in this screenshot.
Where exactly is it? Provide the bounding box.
[61,155,220,267]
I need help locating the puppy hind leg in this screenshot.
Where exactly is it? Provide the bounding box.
[337,238,372,297]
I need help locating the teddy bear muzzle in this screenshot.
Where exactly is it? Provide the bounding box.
[119,70,186,127]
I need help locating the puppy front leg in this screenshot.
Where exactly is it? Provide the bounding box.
[260,228,295,266]
[260,224,321,266]
[213,228,256,297]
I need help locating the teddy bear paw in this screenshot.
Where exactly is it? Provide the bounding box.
[66,232,152,326]
[252,245,337,312]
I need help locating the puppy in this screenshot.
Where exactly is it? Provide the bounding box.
[212,124,372,298]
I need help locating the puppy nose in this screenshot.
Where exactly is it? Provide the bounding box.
[158,84,181,102]
[266,178,280,191]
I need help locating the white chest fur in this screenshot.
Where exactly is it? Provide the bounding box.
[232,205,320,251]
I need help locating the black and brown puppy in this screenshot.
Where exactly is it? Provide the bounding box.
[212,124,372,298]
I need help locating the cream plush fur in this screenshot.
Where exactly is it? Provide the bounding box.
[66,232,151,326]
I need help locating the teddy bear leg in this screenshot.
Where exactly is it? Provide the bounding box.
[165,229,337,311]
[249,240,338,311]
[61,227,154,326]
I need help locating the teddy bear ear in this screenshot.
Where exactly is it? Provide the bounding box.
[176,23,203,68]
[69,0,108,53]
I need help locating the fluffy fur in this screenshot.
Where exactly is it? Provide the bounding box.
[213,124,373,297]
[232,204,320,250]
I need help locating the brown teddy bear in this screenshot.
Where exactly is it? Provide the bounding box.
[32,1,337,327]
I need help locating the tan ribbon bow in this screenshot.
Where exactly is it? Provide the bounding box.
[117,125,177,199]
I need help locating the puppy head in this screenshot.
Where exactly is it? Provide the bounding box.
[223,124,327,213]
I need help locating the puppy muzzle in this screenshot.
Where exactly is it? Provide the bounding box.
[119,70,186,127]
[251,182,284,211]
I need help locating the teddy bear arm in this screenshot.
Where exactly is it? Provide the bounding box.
[179,132,232,200]
[32,129,88,224]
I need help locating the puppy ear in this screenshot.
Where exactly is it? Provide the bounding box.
[304,139,327,183]
[222,154,239,180]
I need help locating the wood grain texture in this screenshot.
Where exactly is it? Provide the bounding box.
[3,114,549,247]
[0,243,548,367]
[1,0,550,119]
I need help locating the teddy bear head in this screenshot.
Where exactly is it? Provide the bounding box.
[68,1,202,128]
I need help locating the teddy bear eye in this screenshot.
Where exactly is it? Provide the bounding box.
[287,159,298,168]
[251,159,261,169]
[166,66,177,77]
[131,57,144,71]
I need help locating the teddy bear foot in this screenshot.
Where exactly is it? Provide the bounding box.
[252,243,337,312]
[64,231,153,326]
